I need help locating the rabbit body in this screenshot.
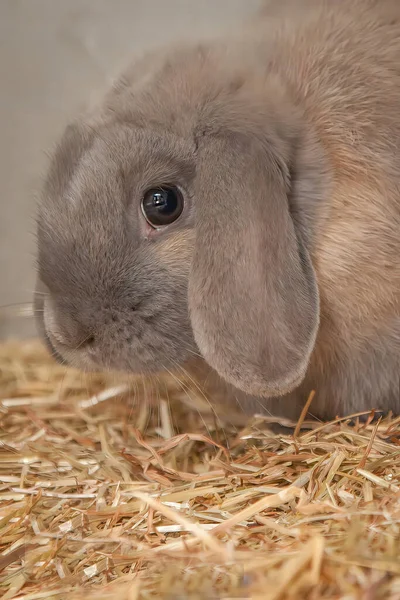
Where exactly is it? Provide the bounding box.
[36,0,400,420]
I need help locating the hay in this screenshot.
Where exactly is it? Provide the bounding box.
[0,339,400,600]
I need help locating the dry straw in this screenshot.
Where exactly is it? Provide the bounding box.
[0,339,400,599]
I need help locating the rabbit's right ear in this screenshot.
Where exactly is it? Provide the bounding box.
[188,134,319,398]
[43,118,95,204]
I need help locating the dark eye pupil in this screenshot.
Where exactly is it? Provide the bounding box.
[141,186,184,227]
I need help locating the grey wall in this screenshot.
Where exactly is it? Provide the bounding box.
[0,0,260,337]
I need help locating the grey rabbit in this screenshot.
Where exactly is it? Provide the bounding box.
[35,0,400,421]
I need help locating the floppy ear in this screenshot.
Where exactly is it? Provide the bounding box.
[43,118,95,203]
[188,134,319,397]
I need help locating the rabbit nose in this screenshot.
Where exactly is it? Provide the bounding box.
[43,298,95,351]
[80,334,95,347]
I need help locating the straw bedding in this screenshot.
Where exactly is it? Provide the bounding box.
[1,339,400,600]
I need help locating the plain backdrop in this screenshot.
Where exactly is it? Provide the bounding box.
[0,0,260,337]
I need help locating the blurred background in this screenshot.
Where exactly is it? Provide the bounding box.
[0,0,260,338]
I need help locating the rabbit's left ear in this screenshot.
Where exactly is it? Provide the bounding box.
[188,134,319,397]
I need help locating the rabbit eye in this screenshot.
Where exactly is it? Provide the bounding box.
[141,186,184,228]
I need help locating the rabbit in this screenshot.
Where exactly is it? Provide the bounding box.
[35,0,400,422]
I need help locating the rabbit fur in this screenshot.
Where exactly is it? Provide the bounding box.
[35,0,400,421]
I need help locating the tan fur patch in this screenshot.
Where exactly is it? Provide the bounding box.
[151,229,195,272]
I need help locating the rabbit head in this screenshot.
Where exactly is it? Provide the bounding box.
[36,42,328,398]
